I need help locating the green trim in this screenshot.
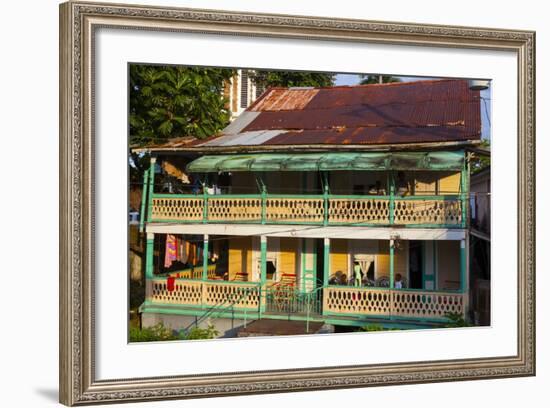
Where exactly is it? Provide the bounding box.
[148,219,464,229]
[301,238,306,293]
[139,168,149,233]
[260,240,267,286]
[202,237,209,281]
[145,236,154,279]
[152,192,460,201]
[141,301,258,314]
[146,159,155,222]
[186,152,466,173]
[201,177,208,224]
[260,238,267,313]
[323,239,330,287]
[261,182,267,225]
[322,172,329,226]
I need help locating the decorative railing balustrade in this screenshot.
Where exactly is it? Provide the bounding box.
[146,278,465,320]
[147,279,261,311]
[322,286,465,319]
[148,193,464,227]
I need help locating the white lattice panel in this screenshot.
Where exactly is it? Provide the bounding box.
[151,197,204,221]
[266,197,324,223]
[207,197,262,222]
[203,282,260,309]
[329,198,389,224]
[323,287,391,315]
[393,199,462,225]
[392,291,464,318]
[148,279,203,305]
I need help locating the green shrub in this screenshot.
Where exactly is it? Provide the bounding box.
[360,324,385,332]
[129,322,179,342]
[181,324,219,340]
[444,312,471,328]
[359,324,401,332]
[129,322,220,342]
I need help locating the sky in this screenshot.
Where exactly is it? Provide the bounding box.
[334,73,491,141]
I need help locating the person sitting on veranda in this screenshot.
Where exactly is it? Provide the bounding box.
[353,261,362,287]
[394,273,403,289]
[329,271,348,286]
[396,171,410,196]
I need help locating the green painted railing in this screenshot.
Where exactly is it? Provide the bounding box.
[148,193,464,228]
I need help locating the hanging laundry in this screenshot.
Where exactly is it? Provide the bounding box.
[167,276,175,292]
[164,234,177,268]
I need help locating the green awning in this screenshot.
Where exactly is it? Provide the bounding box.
[186,151,465,173]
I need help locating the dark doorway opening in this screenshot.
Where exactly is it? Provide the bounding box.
[315,239,325,287]
[408,240,423,289]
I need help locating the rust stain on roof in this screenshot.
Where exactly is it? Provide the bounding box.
[250,88,320,111]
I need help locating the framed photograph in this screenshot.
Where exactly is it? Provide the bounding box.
[59,1,535,405]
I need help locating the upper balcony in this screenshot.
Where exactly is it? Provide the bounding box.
[148,193,464,227]
[140,152,469,229]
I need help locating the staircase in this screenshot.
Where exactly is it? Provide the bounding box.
[179,286,256,335]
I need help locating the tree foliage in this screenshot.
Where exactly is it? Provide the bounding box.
[250,70,335,89]
[359,75,401,85]
[470,139,491,174]
[129,65,234,147]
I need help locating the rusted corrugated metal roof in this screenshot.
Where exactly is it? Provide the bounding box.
[136,79,481,153]
[249,88,319,111]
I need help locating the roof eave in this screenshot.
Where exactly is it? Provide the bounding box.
[133,139,481,155]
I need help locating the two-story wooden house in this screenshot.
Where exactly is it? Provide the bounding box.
[134,79,481,336]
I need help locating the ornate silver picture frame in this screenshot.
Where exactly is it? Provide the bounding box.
[59,1,535,405]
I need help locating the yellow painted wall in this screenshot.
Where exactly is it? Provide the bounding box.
[278,237,297,277]
[330,239,349,279]
[413,171,438,195]
[394,171,461,196]
[329,239,408,282]
[437,240,461,290]
[439,172,461,195]
[228,237,253,280]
